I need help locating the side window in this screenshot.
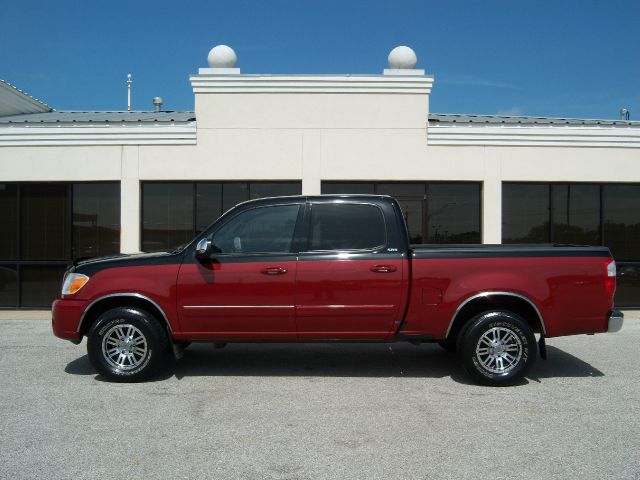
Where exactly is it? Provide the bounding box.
[212,204,300,254]
[308,203,386,251]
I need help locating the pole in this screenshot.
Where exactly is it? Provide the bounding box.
[127,74,132,111]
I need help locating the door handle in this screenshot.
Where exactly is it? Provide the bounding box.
[261,266,288,275]
[370,264,397,273]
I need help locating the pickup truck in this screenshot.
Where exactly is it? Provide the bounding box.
[52,195,624,385]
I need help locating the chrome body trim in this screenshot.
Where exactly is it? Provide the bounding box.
[607,310,624,333]
[445,291,547,338]
[77,293,173,334]
[183,305,294,309]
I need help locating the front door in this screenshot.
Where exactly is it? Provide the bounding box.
[295,202,405,340]
[177,203,302,340]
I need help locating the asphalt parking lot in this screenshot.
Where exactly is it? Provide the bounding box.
[1,313,639,480]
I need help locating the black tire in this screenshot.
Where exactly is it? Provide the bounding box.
[437,340,456,353]
[457,311,536,386]
[87,307,169,382]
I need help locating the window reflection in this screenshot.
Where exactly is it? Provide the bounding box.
[0,184,18,260]
[502,184,550,243]
[321,182,481,244]
[142,182,302,252]
[73,183,120,257]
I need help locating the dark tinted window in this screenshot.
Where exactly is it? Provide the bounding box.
[142,183,194,252]
[73,183,120,257]
[212,205,300,254]
[0,184,18,260]
[321,182,481,244]
[616,263,640,308]
[309,203,385,251]
[0,266,17,307]
[20,265,67,307]
[502,184,550,243]
[195,183,223,233]
[21,184,70,260]
[427,184,481,243]
[603,185,640,261]
[143,182,302,252]
[552,184,600,245]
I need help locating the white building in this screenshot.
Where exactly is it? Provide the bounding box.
[1,45,639,308]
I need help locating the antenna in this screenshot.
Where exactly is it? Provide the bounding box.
[127,74,132,111]
[620,108,630,121]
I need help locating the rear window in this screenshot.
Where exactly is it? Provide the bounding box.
[308,203,386,251]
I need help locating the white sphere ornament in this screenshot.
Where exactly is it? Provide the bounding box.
[207,45,238,68]
[388,46,418,69]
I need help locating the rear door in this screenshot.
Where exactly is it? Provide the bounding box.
[177,203,302,340]
[295,200,405,340]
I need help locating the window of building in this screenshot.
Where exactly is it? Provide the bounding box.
[502,182,640,307]
[213,205,300,254]
[0,182,120,308]
[321,182,481,244]
[141,181,302,252]
[308,203,386,251]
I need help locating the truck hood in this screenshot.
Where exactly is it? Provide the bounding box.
[72,251,183,276]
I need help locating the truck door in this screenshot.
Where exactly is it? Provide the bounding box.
[176,203,302,340]
[295,201,405,340]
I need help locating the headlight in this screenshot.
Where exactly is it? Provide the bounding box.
[61,273,90,295]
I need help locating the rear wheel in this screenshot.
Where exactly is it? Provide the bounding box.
[87,307,169,382]
[457,311,536,386]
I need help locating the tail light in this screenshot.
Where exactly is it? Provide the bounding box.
[604,259,617,300]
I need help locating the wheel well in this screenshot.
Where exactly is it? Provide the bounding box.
[78,295,172,339]
[446,294,544,342]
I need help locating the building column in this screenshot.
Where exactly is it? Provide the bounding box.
[302,131,321,195]
[482,177,502,244]
[120,146,141,253]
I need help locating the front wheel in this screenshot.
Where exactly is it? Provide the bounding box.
[457,311,536,386]
[87,307,168,382]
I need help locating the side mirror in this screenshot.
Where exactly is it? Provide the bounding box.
[195,238,211,259]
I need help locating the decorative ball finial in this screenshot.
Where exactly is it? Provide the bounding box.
[388,46,417,69]
[207,45,237,68]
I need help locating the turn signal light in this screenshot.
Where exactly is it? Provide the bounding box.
[62,273,90,295]
[604,260,617,300]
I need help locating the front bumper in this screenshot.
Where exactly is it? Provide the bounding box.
[51,298,87,343]
[607,310,624,333]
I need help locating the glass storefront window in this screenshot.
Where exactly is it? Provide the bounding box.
[142,183,194,253]
[552,184,600,245]
[0,184,18,260]
[321,182,481,245]
[502,184,550,243]
[427,183,481,243]
[0,182,120,308]
[0,265,17,307]
[603,185,640,261]
[142,182,302,253]
[73,183,121,257]
[21,184,70,261]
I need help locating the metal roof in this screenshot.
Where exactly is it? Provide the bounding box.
[428,113,640,127]
[0,79,53,116]
[0,109,637,127]
[0,110,195,124]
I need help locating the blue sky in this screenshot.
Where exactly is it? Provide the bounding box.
[1,0,638,119]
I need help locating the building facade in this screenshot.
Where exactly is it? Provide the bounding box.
[1,46,639,308]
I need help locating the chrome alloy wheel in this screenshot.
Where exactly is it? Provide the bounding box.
[101,324,148,370]
[475,327,523,374]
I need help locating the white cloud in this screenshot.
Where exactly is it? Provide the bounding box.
[496,106,524,116]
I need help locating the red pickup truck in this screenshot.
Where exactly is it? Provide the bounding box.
[52,195,623,385]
